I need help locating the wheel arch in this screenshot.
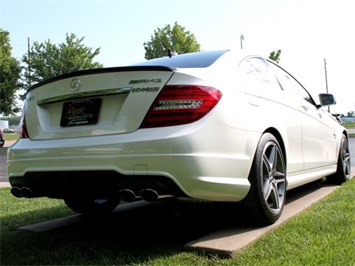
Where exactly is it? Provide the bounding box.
[263,127,287,170]
[343,129,349,140]
[243,127,288,225]
[335,129,349,158]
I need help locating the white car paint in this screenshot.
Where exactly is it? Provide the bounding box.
[7,50,349,224]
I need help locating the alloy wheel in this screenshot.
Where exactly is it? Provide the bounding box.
[261,141,286,214]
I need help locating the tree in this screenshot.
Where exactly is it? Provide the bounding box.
[1,115,21,127]
[143,22,201,59]
[21,33,103,88]
[269,49,282,63]
[0,29,22,116]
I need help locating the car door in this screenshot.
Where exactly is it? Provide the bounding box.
[296,93,337,169]
[268,62,337,169]
[238,57,304,173]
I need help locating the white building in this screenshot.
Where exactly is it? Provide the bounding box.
[0,120,9,129]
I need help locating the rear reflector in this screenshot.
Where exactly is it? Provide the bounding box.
[19,109,29,139]
[140,85,222,128]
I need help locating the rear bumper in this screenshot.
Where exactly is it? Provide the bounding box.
[7,117,259,202]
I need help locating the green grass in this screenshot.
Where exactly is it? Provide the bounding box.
[343,122,355,138]
[3,133,19,142]
[1,179,354,265]
[343,121,355,128]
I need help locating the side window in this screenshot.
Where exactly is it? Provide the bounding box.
[239,57,281,93]
[268,61,316,106]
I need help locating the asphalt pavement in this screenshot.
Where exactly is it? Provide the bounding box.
[0,144,11,187]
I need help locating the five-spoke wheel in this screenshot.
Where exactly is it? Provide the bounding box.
[243,133,287,225]
[326,134,351,184]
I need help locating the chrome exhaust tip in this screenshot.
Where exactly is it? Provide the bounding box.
[11,187,23,198]
[20,187,34,198]
[140,188,159,202]
[118,189,136,202]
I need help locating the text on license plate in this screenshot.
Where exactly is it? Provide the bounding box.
[60,98,101,127]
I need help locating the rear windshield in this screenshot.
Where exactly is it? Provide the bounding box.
[133,50,229,68]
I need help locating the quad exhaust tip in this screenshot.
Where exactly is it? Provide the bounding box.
[21,187,34,198]
[118,188,163,202]
[11,187,34,198]
[118,189,136,202]
[140,188,159,202]
[11,186,169,202]
[11,187,22,198]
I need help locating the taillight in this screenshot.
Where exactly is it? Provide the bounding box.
[140,85,222,128]
[19,108,29,139]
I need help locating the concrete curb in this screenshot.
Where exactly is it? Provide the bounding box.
[9,181,344,259]
[184,184,340,258]
[0,182,10,188]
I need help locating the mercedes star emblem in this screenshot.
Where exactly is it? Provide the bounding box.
[70,78,81,92]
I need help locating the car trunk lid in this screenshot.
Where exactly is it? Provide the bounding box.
[23,66,175,140]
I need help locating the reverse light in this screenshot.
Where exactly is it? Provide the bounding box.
[153,99,204,110]
[140,85,222,128]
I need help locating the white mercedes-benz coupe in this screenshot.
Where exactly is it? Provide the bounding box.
[7,50,351,224]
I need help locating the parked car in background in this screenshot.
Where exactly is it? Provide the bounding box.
[0,127,4,148]
[3,128,16,133]
[7,50,351,225]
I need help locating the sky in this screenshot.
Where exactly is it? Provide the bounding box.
[1,0,354,115]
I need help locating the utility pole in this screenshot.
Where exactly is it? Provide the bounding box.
[324,58,330,112]
[240,35,244,50]
[28,37,31,87]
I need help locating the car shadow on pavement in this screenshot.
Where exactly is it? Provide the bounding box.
[15,199,256,247]
[4,200,253,264]
[10,179,335,256]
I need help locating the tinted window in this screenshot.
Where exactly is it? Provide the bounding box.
[133,50,229,68]
[268,61,315,105]
[239,57,280,92]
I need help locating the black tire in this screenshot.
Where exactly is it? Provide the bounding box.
[64,196,120,216]
[243,133,287,225]
[326,134,351,185]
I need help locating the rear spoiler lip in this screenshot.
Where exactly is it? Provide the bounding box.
[27,65,177,93]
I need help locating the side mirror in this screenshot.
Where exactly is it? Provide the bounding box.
[319,93,336,106]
